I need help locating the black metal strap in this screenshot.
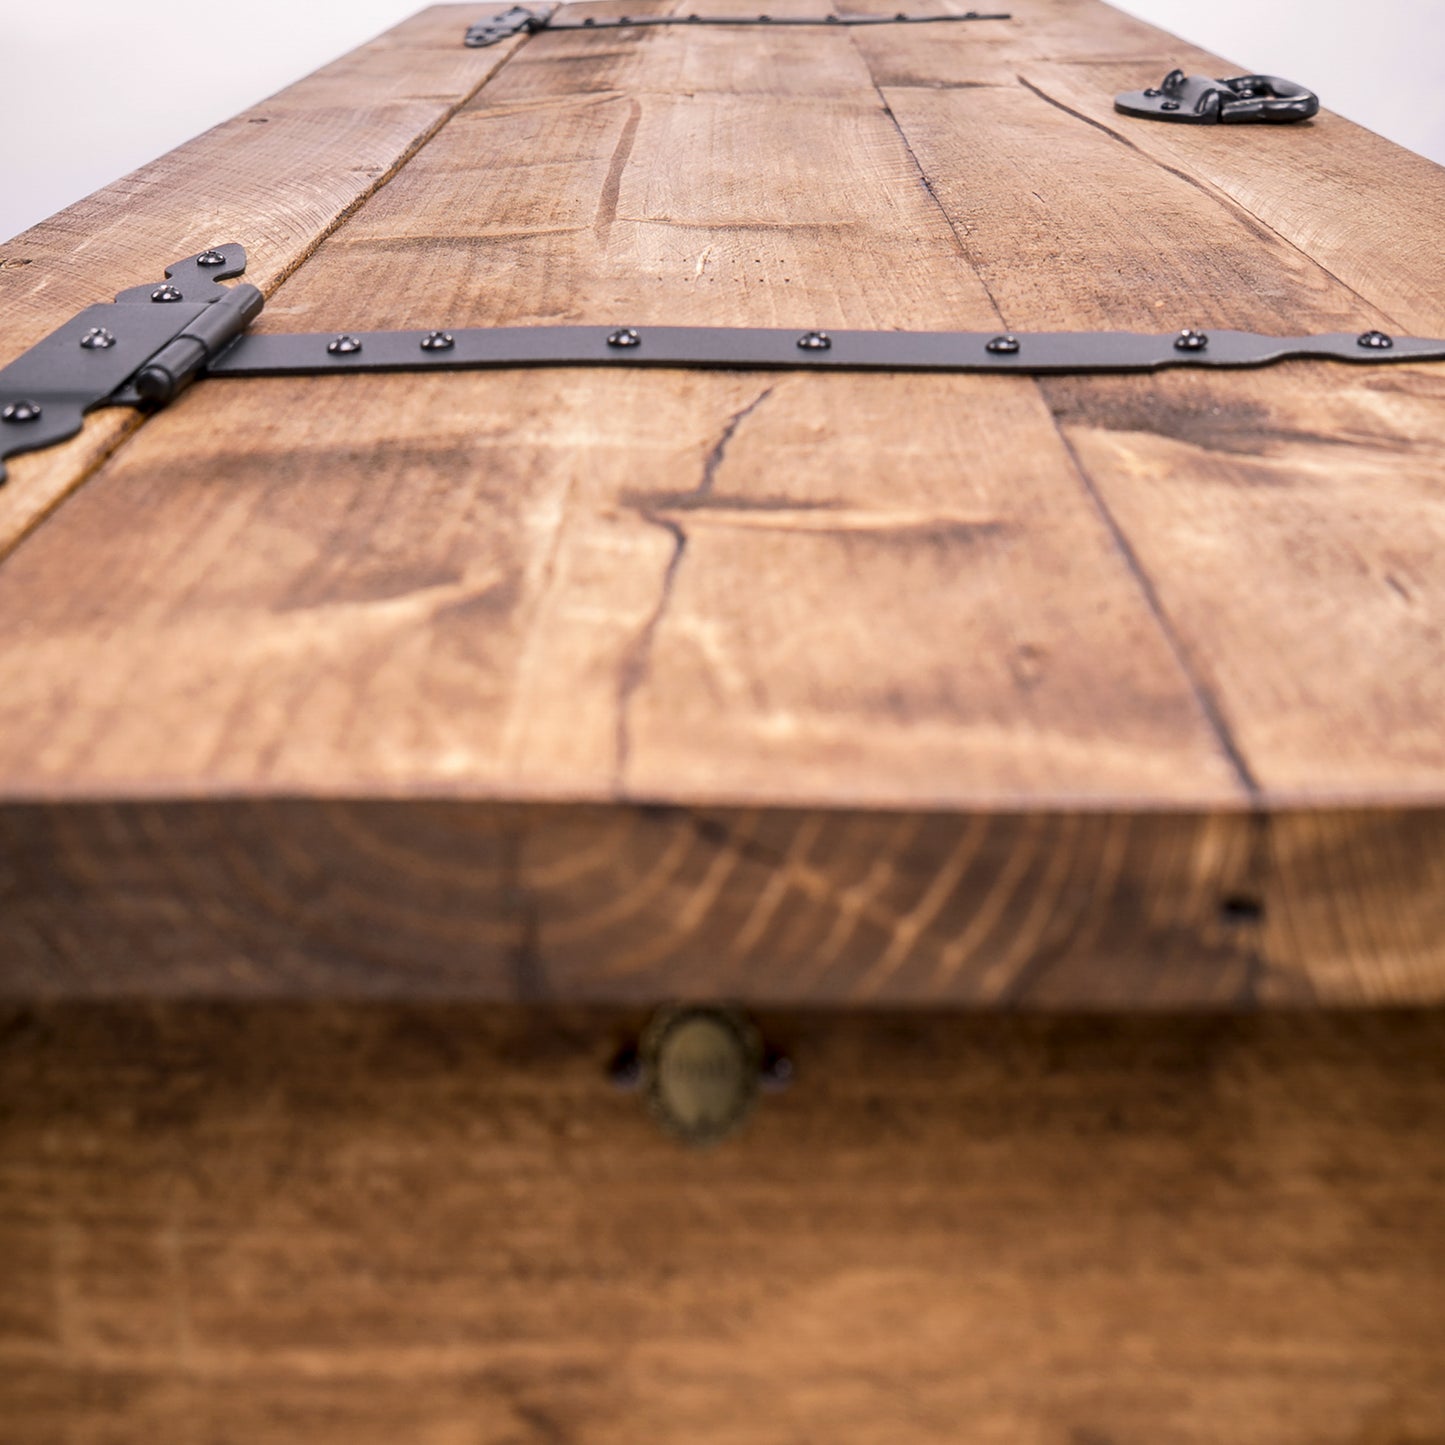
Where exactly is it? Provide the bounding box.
[3,244,1441,484]
[465,5,1011,46]
[206,325,1444,378]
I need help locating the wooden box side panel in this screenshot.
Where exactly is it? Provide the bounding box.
[2,1004,1443,1444]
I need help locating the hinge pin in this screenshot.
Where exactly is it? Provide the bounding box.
[133,283,265,404]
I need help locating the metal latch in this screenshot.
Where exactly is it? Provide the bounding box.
[1115,69,1320,125]
[611,1006,793,1146]
[4,245,1441,483]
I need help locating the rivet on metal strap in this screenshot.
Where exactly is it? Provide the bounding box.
[2,400,43,424]
[80,327,117,350]
[1174,328,1209,351]
[1357,329,1394,350]
[151,285,184,303]
[420,331,455,352]
[607,327,642,348]
[797,331,831,351]
[327,335,363,355]
[196,250,228,268]
[986,334,1021,354]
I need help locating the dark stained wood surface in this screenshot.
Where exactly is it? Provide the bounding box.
[2,1004,1443,1444]
[3,801,1443,1006]
[1,2,1443,1003]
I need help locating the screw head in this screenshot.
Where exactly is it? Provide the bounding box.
[195,250,227,268]
[1175,327,1209,352]
[327,334,363,355]
[796,330,832,351]
[2,400,42,424]
[151,285,184,303]
[609,1045,643,1092]
[760,1050,794,1093]
[1357,329,1394,350]
[79,327,116,350]
[606,327,641,349]
[420,330,455,352]
[986,334,1021,354]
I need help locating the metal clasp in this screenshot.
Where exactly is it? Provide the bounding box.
[1115,69,1320,125]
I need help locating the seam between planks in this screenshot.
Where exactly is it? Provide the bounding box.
[847,37,1260,802]
[1047,424,1263,800]
[0,28,538,573]
[1012,74,1410,334]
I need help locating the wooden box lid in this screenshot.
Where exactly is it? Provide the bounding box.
[1,1,1442,1006]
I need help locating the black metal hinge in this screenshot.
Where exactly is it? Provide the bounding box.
[465,5,1012,46]
[2,245,1439,483]
[0,246,258,483]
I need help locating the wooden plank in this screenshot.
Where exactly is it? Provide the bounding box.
[851,3,1445,326]
[0,4,528,560]
[1018,61,1445,335]
[850,14,1445,801]
[0,802,1258,1004]
[2,1003,1443,1442]
[3,802,1442,1008]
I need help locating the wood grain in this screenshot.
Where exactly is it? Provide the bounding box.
[1,0,1444,1004]
[2,1003,1442,1444]
[0,1,1251,808]
[2,801,1442,1007]
[0,4,528,558]
[858,16,1445,802]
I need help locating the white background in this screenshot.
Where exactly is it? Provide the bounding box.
[2,0,1444,242]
